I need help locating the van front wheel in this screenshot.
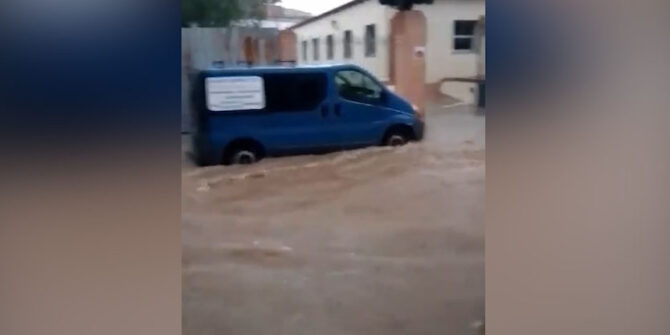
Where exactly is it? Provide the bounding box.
[383,128,410,147]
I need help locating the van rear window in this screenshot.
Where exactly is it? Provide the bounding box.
[263,73,326,112]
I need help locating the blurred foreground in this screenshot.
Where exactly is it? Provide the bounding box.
[182,104,485,335]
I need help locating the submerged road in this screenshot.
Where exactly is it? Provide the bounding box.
[182,105,485,335]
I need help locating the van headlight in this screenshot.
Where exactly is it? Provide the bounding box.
[412,104,424,120]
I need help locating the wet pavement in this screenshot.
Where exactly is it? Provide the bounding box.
[182,104,485,335]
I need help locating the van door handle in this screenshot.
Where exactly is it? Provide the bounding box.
[321,104,328,117]
[334,103,341,116]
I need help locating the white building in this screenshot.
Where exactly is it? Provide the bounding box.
[289,0,485,103]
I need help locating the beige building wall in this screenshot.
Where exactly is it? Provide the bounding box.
[417,0,486,83]
[292,1,394,82]
[291,0,485,88]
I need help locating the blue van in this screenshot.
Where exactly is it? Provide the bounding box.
[190,64,424,166]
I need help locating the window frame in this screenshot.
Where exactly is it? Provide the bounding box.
[326,34,334,60]
[312,38,320,61]
[302,40,308,62]
[364,24,376,57]
[343,30,353,59]
[453,20,477,53]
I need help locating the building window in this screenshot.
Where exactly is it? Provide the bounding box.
[302,40,308,61]
[343,30,352,59]
[453,20,477,51]
[326,35,334,60]
[312,38,320,61]
[364,24,376,57]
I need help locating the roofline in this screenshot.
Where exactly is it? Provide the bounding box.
[288,0,367,30]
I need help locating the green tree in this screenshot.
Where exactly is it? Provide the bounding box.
[182,0,278,27]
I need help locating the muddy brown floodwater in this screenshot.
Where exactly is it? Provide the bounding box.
[182,105,485,335]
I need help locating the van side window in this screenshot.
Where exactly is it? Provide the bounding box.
[264,73,326,111]
[335,70,382,103]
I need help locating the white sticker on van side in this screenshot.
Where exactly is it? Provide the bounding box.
[205,76,265,111]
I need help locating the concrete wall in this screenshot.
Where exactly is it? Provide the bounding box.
[440,81,477,104]
[292,1,394,82]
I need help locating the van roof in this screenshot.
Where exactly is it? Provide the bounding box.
[201,63,358,75]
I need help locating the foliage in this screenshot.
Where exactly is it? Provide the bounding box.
[182,0,278,27]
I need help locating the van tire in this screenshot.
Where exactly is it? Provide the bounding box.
[223,140,264,165]
[383,126,412,147]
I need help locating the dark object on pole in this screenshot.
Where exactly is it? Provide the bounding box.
[478,82,486,108]
[379,0,434,11]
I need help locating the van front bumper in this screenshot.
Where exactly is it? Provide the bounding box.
[413,119,425,141]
